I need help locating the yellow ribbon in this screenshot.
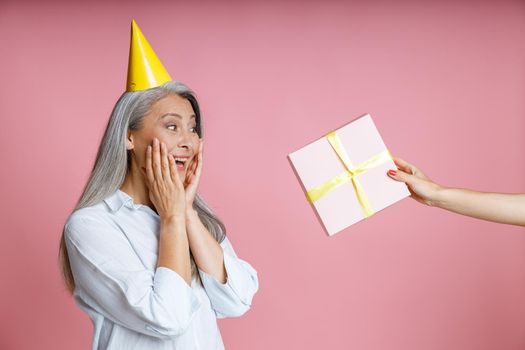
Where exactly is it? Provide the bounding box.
[306,131,392,218]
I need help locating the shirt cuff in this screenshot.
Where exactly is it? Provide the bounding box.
[154,266,201,319]
[198,251,251,305]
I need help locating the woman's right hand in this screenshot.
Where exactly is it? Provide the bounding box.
[387,156,525,226]
[387,156,444,206]
[144,137,186,220]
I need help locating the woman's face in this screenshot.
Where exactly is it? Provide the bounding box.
[128,93,200,181]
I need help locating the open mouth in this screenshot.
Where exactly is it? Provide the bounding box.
[174,156,189,171]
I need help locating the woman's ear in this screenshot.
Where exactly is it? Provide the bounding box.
[126,130,134,150]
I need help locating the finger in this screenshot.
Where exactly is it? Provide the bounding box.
[160,141,171,181]
[152,137,163,182]
[168,153,176,181]
[185,160,196,186]
[187,152,200,183]
[186,141,201,180]
[194,141,203,179]
[145,145,155,184]
[169,153,183,187]
[391,156,409,169]
[392,156,414,174]
[192,154,199,173]
[387,168,415,184]
[186,157,196,178]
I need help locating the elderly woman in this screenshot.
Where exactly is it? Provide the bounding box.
[58,20,258,350]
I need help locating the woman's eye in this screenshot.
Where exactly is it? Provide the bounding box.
[167,125,177,131]
[190,127,197,133]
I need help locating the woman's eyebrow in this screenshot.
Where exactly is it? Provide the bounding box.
[158,113,196,120]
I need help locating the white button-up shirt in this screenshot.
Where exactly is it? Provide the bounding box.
[64,189,259,350]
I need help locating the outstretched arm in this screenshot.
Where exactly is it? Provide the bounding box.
[388,156,525,227]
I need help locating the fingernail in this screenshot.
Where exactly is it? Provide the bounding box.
[388,169,397,176]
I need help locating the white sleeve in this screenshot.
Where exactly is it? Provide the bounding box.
[65,214,201,340]
[198,236,259,318]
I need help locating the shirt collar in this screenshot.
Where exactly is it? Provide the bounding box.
[104,189,135,213]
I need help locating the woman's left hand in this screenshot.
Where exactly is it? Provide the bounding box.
[184,139,203,208]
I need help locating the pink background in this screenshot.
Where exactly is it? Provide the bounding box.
[1,1,524,349]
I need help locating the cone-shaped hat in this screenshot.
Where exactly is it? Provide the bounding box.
[126,19,172,91]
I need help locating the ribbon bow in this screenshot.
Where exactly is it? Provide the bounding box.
[306,131,392,218]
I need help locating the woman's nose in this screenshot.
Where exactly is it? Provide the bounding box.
[176,130,192,150]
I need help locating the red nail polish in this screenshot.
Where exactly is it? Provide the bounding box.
[388,169,397,176]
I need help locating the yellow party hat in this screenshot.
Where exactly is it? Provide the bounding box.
[126,19,172,91]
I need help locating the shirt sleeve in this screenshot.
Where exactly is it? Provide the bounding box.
[64,213,201,340]
[197,236,259,318]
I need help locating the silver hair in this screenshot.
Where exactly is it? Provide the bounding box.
[58,80,226,294]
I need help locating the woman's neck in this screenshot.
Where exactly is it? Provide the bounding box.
[119,163,154,210]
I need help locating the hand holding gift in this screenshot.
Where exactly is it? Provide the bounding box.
[387,157,525,227]
[387,156,442,206]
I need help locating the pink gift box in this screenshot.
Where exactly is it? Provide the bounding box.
[288,114,410,236]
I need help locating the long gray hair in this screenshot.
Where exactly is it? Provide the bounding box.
[58,80,226,295]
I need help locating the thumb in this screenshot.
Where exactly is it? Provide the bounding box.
[387,169,415,184]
